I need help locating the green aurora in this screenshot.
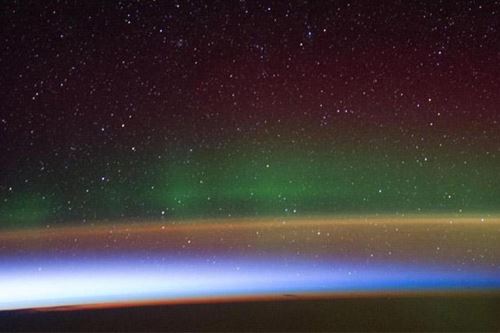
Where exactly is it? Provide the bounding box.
[1,129,499,228]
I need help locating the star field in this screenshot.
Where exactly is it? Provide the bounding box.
[1,1,500,227]
[2,1,500,318]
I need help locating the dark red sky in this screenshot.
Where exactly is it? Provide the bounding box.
[0,1,499,224]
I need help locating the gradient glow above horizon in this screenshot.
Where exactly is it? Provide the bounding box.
[0,0,499,313]
[1,217,500,310]
[1,254,500,311]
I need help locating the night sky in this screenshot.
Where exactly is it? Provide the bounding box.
[1,0,500,227]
